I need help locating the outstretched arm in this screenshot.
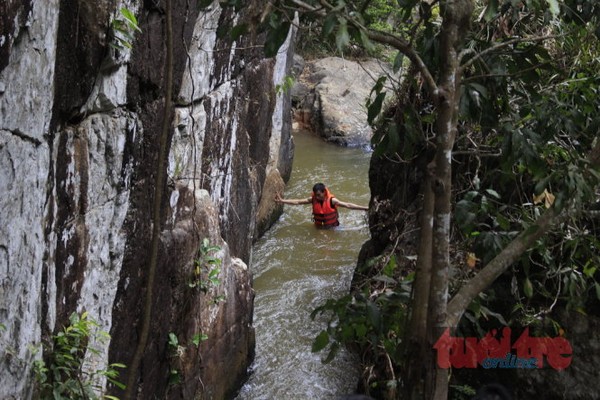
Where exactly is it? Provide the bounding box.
[332,198,368,211]
[275,193,312,205]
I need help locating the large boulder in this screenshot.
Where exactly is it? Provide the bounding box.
[293,56,392,147]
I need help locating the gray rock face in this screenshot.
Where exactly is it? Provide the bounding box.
[294,57,392,147]
[0,0,294,398]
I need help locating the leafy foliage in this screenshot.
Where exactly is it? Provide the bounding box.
[34,312,125,400]
[310,256,413,392]
[110,8,141,50]
[188,238,224,303]
[453,12,600,328]
[166,330,209,387]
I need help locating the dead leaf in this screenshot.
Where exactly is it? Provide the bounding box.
[533,188,555,208]
[466,252,479,269]
[544,190,555,208]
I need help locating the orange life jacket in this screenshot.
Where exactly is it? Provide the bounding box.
[311,188,339,227]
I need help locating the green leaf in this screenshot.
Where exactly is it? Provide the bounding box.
[469,83,489,99]
[382,255,397,277]
[168,332,179,347]
[482,0,499,22]
[392,51,404,73]
[367,92,386,124]
[264,21,291,57]
[366,301,381,333]
[545,0,560,16]
[192,333,208,347]
[583,262,596,278]
[335,18,350,51]
[359,28,374,52]
[107,379,126,390]
[523,277,534,298]
[355,324,368,337]
[312,331,330,352]
[323,13,337,37]
[120,8,141,32]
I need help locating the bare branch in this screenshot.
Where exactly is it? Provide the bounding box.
[459,34,563,74]
[290,0,326,16]
[452,149,502,157]
[462,62,550,83]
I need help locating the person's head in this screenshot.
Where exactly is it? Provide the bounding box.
[471,383,512,400]
[312,183,327,201]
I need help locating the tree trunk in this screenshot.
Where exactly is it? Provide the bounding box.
[426,103,455,400]
[403,164,435,399]
[424,1,473,399]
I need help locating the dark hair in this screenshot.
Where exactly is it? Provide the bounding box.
[472,383,513,400]
[313,183,326,193]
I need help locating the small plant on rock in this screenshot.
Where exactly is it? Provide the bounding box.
[188,238,225,303]
[34,312,125,400]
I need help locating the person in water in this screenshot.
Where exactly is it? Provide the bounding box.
[275,182,368,228]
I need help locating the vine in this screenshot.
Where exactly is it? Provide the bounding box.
[123,0,173,398]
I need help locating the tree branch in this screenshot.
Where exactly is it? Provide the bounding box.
[446,140,600,328]
[446,206,563,327]
[459,34,562,74]
[289,0,326,16]
[364,29,438,98]
[461,62,550,83]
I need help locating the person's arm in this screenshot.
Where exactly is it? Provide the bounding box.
[332,198,368,211]
[275,193,312,205]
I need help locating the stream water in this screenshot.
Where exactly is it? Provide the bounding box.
[235,130,372,400]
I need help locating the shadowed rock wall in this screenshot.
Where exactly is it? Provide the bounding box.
[0,0,294,398]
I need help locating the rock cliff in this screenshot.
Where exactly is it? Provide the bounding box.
[0,0,294,398]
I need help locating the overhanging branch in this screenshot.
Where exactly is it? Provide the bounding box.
[364,29,438,97]
[288,0,439,99]
[445,206,563,328]
[446,140,600,328]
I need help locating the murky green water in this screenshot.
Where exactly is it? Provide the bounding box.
[235,131,372,400]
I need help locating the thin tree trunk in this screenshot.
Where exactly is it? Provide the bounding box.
[403,164,435,399]
[425,1,472,397]
[426,118,454,400]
